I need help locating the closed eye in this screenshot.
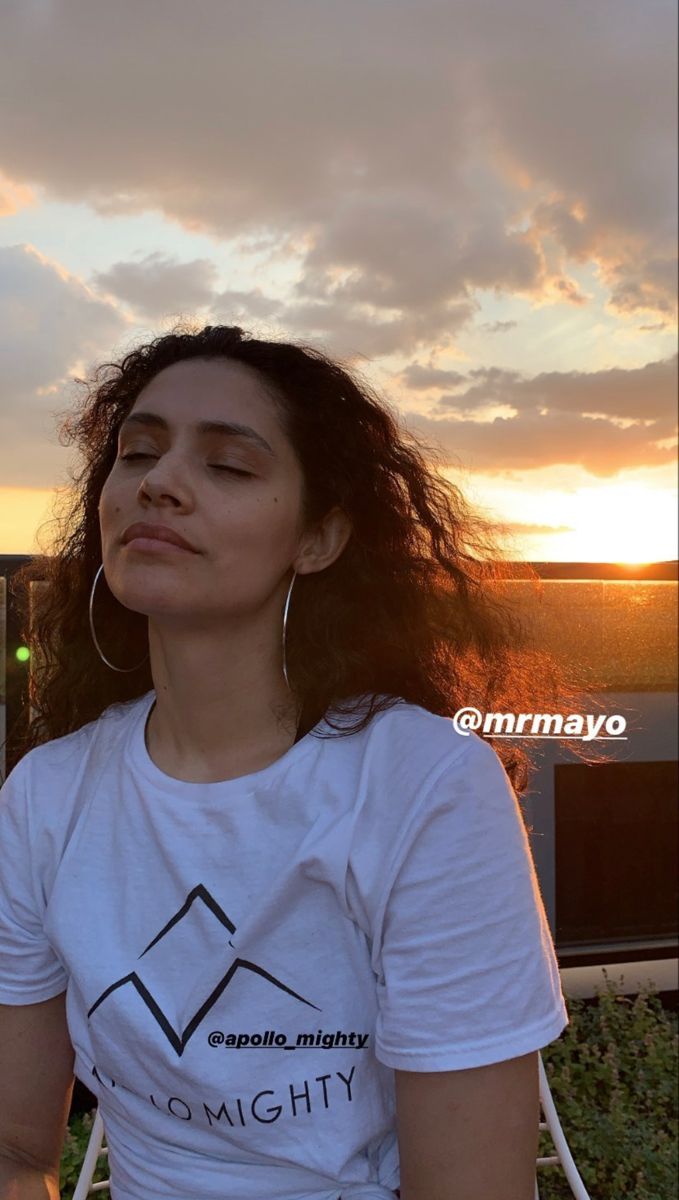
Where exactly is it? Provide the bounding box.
[119,453,253,477]
[211,465,254,476]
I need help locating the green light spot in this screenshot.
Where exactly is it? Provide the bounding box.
[16,646,31,663]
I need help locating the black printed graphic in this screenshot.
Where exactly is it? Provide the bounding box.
[88,884,321,1056]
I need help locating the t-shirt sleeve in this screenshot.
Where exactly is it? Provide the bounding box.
[373,734,569,1071]
[0,757,69,1004]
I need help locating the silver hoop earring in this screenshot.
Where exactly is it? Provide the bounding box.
[282,570,297,690]
[89,562,149,673]
[90,562,295,683]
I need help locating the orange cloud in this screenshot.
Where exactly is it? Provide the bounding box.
[0,171,36,217]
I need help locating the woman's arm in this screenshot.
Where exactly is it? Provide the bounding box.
[0,1157,61,1200]
[394,1050,539,1200]
[0,992,75,1200]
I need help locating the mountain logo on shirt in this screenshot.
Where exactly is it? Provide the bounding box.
[87,883,321,1056]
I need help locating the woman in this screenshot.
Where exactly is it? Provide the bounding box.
[1,324,583,1199]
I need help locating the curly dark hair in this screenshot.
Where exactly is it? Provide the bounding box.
[7,321,601,796]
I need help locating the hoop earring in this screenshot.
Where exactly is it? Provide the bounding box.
[282,569,297,690]
[89,562,149,673]
[90,561,297,685]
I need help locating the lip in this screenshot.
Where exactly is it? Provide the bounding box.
[124,537,195,555]
[121,522,199,553]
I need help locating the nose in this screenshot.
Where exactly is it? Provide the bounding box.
[137,452,191,504]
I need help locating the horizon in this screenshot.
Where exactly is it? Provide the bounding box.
[2,551,677,576]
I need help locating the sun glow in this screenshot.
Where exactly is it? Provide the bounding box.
[557,484,676,564]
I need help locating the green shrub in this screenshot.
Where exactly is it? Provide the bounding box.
[537,969,678,1200]
[60,970,677,1199]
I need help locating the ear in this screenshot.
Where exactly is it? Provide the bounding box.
[294,505,353,576]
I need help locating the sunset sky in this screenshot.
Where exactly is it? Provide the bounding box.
[1,0,677,562]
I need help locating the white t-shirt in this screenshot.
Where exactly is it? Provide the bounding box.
[0,690,568,1200]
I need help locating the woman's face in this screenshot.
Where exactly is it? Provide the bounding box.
[98,357,310,626]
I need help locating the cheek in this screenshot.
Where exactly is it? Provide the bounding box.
[233,491,300,551]
[98,475,131,537]
[266,491,302,541]
[99,477,122,520]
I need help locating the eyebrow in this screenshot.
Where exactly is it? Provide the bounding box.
[118,411,275,456]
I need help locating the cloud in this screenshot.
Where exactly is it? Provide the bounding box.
[498,522,574,535]
[2,245,673,489]
[396,352,677,476]
[0,0,675,354]
[399,364,471,391]
[212,287,285,324]
[0,243,127,488]
[0,171,36,217]
[479,319,518,335]
[403,405,677,479]
[91,252,219,319]
[430,354,678,423]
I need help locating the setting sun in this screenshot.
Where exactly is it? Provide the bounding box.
[560,485,677,564]
[520,483,676,563]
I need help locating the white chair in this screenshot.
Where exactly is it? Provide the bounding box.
[72,1051,592,1199]
[534,1052,591,1199]
[71,1106,108,1199]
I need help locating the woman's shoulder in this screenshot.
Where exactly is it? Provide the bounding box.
[4,691,151,791]
[356,695,498,785]
[332,695,510,847]
[0,694,151,868]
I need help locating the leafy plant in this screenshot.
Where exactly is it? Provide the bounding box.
[537,970,678,1199]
